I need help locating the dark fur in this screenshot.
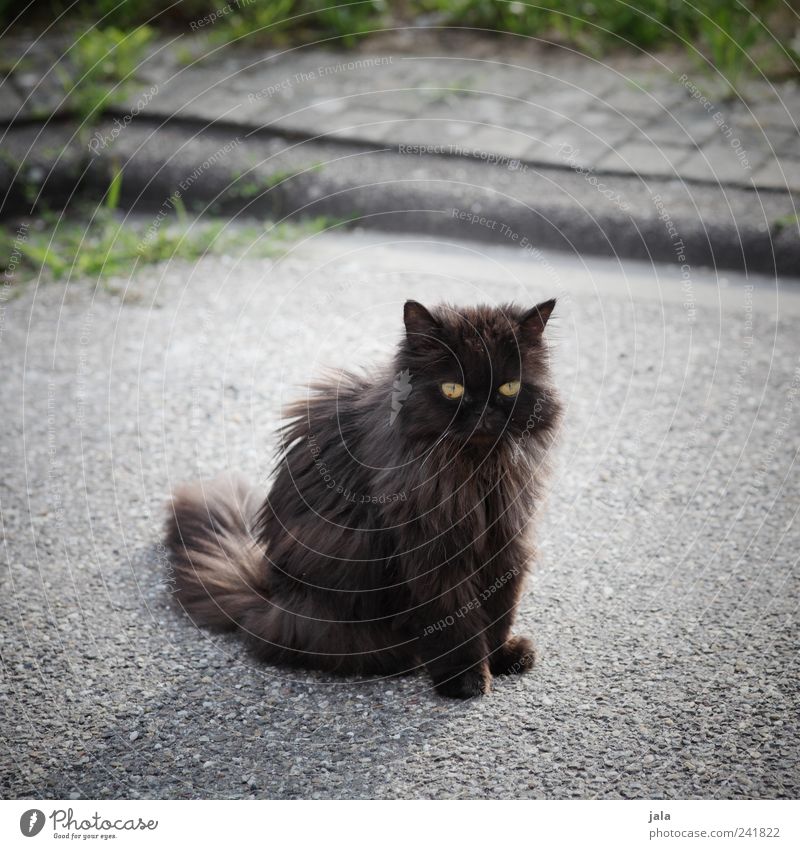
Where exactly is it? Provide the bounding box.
[165,300,562,698]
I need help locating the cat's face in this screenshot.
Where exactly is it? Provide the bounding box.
[395,300,557,453]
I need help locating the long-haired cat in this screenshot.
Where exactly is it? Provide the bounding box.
[165,300,561,698]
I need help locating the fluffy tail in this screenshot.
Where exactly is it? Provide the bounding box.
[164,473,267,629]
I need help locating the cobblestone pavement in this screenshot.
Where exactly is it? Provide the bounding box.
[3,33,799,192]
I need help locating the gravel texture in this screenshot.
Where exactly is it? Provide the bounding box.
[1,230,798,799]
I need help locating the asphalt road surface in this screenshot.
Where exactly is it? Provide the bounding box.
[1,228,798,799]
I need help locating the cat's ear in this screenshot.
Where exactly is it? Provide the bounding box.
[519,298,556,342]
[404,300,440,344]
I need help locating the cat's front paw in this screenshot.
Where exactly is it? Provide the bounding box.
[490,636,537,676]
[434,665,491,699]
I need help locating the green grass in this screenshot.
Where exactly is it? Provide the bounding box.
[418,1,791,85]
[1,170,342,289]
[227,164,325,200]
[11,1,797,86]
[0,1,793,130]
[58,25,155,123]
[771,212,800,234]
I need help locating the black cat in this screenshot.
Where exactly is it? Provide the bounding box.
[165,300,562,698]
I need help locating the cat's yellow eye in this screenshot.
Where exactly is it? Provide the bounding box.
[440,382,464,400]
[498,380,521,397]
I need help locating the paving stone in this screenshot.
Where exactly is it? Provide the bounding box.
[637,110,718,148]
[745,126,800,160]
[677,141,762,185]
[595,140,691,177]
[715,125,796,170]
[372,108,487,146]
[774,129,800,159]
[12,73,65,118]
[4,34,799,203]
[634,79,687,112]
[518,138,580,167]
[0,83,22,120]
[523,87,600,121]
[450,64,539,99]
[325,110,397,144]
[467,125,542,159]
[502,102,569,136]
[267,97,397,135]
[602,82,682,120]
[750,92,800,127]
[354,88,463,116]
[751,157,800,192]
[547,122,633,168]
[438,93,530,128]
[122,75,233,121]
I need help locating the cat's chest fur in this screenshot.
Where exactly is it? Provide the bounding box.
[387,444,538,570]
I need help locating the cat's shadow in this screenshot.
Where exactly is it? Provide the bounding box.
[43,543,518,797]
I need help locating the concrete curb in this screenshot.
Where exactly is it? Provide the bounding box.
[2,117,798,276]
